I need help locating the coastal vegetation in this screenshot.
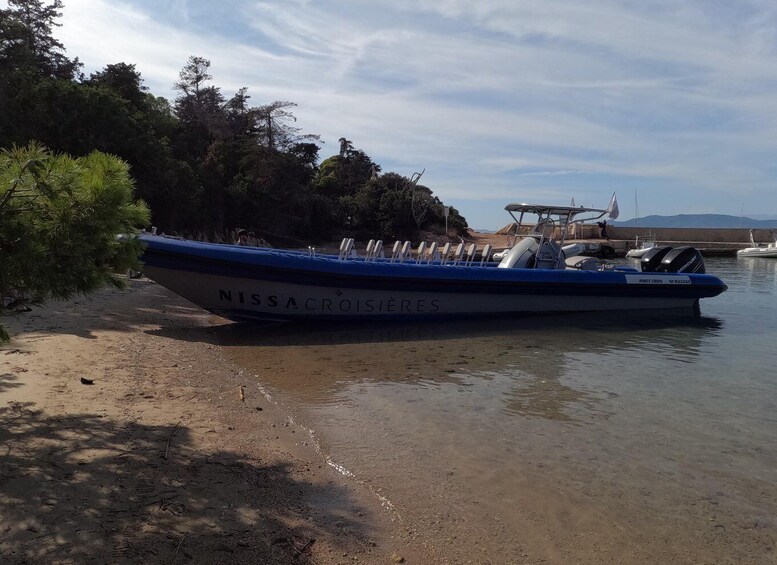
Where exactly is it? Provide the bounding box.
[0,0,468,340]
[0,0,468,246]
[0,144,149,341]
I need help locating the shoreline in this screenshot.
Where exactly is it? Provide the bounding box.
[0,280,428,564]
[4,274,774,563]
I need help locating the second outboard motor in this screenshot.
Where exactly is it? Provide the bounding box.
[657,246,706,274]
[640,246,673,272]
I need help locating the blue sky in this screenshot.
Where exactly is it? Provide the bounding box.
[34,1,777,228]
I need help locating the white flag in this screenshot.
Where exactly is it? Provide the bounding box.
[607,193,619,219]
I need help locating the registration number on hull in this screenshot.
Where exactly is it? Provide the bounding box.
[624,275,691,285]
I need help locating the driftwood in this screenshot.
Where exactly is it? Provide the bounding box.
[163,421,182,460]
[173,535,186,560]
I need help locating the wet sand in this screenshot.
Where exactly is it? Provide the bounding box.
[0,280,429,564]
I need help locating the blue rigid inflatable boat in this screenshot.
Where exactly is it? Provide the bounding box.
[139,203,727,322]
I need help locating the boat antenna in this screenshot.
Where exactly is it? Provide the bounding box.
[635,190,639,228]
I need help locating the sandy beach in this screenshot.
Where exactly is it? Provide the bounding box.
[0,279,430,564]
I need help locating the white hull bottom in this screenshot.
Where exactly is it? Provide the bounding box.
[145,266,697,320]
[737,248,777,258]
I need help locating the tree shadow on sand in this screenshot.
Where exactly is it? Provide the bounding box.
[0,373,23,394]
[0,403,368,564]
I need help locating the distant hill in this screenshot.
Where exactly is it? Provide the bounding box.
[614,214,777,228]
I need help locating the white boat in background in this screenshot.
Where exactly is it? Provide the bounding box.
[626,235,657,259]
[737,230,777,258]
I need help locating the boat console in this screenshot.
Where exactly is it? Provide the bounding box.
[498,200,619,271]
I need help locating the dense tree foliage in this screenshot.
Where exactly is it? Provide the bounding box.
[0,144,150,341]
[0,0,468,247]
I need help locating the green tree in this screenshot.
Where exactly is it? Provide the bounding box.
[86,62,149,110]
[173,56,227,158]
[0,0,80,79]
[338,172,413,240]
[0,0,468,245]
[254,101,320,151]
[314,138,379,200]
[338,171,468,241]
[0,143,150,342]
[81,66,183,231]
[0,0,78,147]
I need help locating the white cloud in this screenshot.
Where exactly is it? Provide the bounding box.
[36,0,777,225]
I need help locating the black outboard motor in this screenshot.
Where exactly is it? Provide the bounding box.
[640,246,673,272]
[657,246,705,274]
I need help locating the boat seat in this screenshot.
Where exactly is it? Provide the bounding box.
[426,242,438,263]
[364,239,383,261]
[565,255,600,270]
[399,241,411,262]
[338,237,349,260]
[465,244,477,265]
[480,244,492,265]
[371,240,384,260]
[338,238,355,260]
[451,242,465,265]
[415,242,427,263]
[390,240,402,262]
[439,242,451,265]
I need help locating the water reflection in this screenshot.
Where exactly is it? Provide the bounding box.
[214,312,722,422]
[735,257,777,292]
[149,260,776,563]
[215,311,722,347]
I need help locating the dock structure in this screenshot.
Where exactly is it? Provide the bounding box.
[607,226,773,257]
[486,223,763,257]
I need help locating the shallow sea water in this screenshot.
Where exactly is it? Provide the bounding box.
[221,257,777,563]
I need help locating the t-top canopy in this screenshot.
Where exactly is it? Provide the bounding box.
[503,203,611,224]
[505,193,619,219]
[504,203,607,216]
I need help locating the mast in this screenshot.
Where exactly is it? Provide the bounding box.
[635,190,639,228]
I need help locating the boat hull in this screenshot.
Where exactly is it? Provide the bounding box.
[144,265,707,321]
[140,236,727,321]
[625,246,656,259]
[737,247,777,258]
